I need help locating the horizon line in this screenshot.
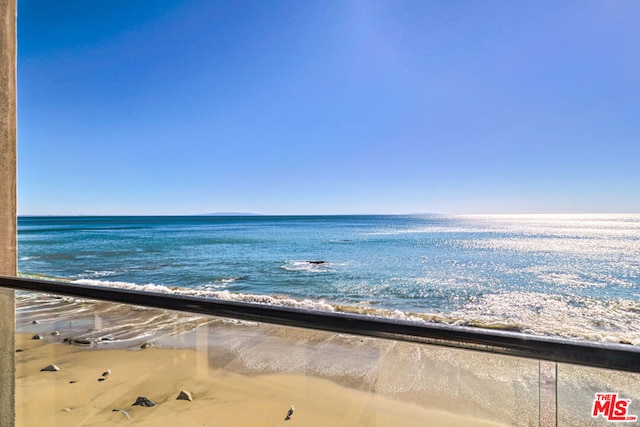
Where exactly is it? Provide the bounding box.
[16,212,640,218]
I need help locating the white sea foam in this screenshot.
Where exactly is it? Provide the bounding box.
[67,279,639,344]
[71,279,337,312]
[17,278,640,346]
[200,277,244,290]
[78,270,118,279]
[280,260,340,273]
[14,268,639,346]
[448,292,640,345]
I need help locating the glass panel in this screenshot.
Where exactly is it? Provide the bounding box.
[558,363,640,426]
[16,291,539,426]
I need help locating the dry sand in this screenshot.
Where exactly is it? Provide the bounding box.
[15,333,506,427]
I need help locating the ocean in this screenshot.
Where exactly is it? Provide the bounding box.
[17,214,640,345]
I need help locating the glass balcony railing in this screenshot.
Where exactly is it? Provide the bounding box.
[3,275,640,426]
[557,364,640,426]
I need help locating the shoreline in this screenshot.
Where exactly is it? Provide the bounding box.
[17,272,640,346]
[16,293,640,426]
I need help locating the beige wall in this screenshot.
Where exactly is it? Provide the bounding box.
[0,0,16,426]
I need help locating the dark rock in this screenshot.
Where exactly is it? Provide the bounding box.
[41,364,60,372]
[32,334,43,340]
[15,349,24,353]
[32,320,39,324]
[140,343,152,349]
[176,390,193,401]
[132,396,156,407]
[307,260,326,264]
[63,337,94,345]
[285,405,295,421]
[51,331,60,336]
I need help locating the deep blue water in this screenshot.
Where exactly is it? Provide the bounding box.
[17,214,640,343]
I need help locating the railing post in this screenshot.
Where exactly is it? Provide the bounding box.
[0,0,17,426]
[539,360,557,427]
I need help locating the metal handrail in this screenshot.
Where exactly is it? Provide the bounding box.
[3,275,640,373]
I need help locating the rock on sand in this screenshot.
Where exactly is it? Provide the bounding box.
[132,396,156,407]
[176,390,193,401]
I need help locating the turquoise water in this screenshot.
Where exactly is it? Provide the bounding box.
[17,214,640,344]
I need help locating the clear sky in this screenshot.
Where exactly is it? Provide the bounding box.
[18,0,640,215]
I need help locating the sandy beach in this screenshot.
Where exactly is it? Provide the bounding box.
[14,293,523,426]
[15,331,507,426]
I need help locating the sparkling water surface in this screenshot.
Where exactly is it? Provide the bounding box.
[17,214,640,344]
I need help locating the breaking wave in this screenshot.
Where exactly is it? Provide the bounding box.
[16,275,640,346]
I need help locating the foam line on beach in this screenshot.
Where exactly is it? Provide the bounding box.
[15,275,640,346]
[72,278,338,312]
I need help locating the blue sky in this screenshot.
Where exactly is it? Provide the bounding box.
[18,0,640,215]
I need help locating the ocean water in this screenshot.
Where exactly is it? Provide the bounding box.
[17,214,640,345]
